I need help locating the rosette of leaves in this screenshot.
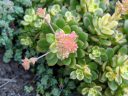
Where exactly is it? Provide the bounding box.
[70,64,92,81]
[105,47,128,91]
[21,8,43,27]
[93,13,119,46]
[89,46,101,60]
[78,82,102,96]
[113,31,126,44]
[70,61,99,83]
[93,13,118,37]
[80,0,103,13]
[48,4,61,16]
[88,46,108,64]
[83,13,126,46]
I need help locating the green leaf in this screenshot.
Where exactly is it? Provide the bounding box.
[77,49,85,58]
[118,45,127,55]
[34,19,43,28]
[37,39,49,52]
[84,77,92,83]
[78,59,86,65]
[68,20,78,25]
[56,18,66,28]
[117,55,127,66]
[49,42,57,53]
[71,25,81,32]
[76,69,84,80]
[92,71,98,80]
[70,0,79,10]
[99,1,107,11]
[41,23,52,33]
[106,48,114,61]
[47,54,58,66]
[46,33,55,44]
[61,58,71,65]
[108,81,118,91]
[115,74,122,85]
[77,40,84,49]
[46,52,56,60]
[88,62,97,70]
[76,73,84,81]
[52,23,59,31]
[21,21,29,26]
[70,58,76,67]
[124,20,128,34]
[62,25,71,33]
[83,17,91,29]
[24,15,33,23]
[95,8,103,16]
[99,39,111,46]
[121,72,128,80]
[70,71,77,79]
[20,36,32,46]
[77,31,88,42]
[26,8,35,15]
[82,88,89,95]
[101,54,108,62]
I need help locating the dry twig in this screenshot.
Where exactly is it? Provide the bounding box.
[0,77,17,89]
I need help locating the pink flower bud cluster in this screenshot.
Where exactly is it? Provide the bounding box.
[22,57,38,70]
[55,31,78,60]
[36,8,51,23]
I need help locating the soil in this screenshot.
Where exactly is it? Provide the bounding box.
[0,51,36,96]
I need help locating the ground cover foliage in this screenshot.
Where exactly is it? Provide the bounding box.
[1,0,128,96]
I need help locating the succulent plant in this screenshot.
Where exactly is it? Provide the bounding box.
[21,8,44,27]
[9,0,128,96]
[89,46,101,60]
[49,4,61,16]
[80,0,102,13]
[93,13,118,37]
[83,12,126,46]
[70,64,92,81]
[78,82,102,96]
[105,53,128,91]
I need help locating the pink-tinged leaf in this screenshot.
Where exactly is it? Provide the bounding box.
[36,8,46,17]
[29,57,38,65]
[22,58,30,70]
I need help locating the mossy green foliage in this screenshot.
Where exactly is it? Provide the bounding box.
[36,63,76,96]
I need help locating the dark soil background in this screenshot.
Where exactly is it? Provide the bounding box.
[0,50,36,96]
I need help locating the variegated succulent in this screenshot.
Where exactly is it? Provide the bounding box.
[16,0,128,96]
